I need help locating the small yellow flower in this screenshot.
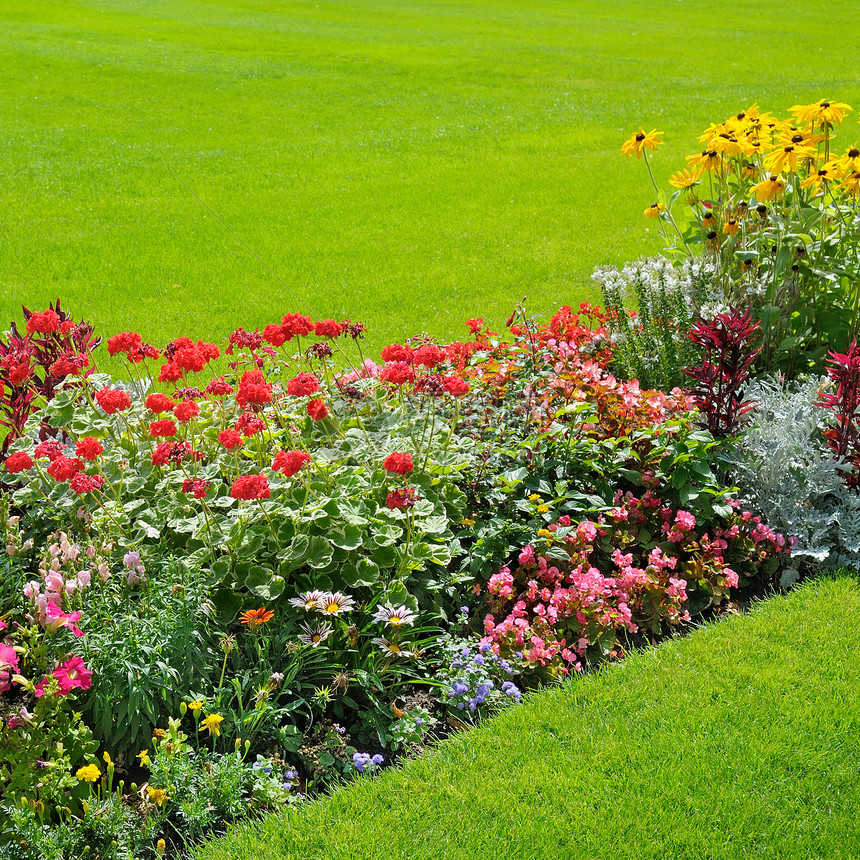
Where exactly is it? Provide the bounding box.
[621,127,664,159]
[136,749,151,767]
[643,202,665,219]
[187,699,204,713]
[537,504,549,514]
[76,764,101,783]
[102,751,113,767]
[200,714,225,737]
[156,839,167,857]
[536,528,553,538]
[723,219,740,237]
[528,494,541,501]
[146,785,169,807]
[153,728,166,741]
[460,518,475,527]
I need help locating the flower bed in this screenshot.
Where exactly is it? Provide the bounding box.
[0,296,796,858]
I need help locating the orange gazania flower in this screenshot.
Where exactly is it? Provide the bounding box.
[239,607,275,629]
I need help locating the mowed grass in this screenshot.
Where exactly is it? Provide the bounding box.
[194,574,860,860]
[3,1,860,352]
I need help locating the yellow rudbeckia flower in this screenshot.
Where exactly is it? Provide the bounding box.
[751,174,786,202]
[790,98,852,128]
[643,202,665,219]
[621,127,664,159]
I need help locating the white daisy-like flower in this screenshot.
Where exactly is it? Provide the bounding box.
[298,622,333,648]
[371,637,413,658]
[372,605,417,628]
[316,592,355,616]
[288,590,326,611]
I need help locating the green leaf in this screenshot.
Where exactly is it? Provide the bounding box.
[306,536,334,570]
[341,558,380,588]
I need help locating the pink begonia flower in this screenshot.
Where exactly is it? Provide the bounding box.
[44,601,84,638]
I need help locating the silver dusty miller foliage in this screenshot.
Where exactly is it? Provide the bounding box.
[725,374,860,581]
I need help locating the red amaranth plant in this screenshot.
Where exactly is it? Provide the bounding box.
[683,306,761,437]
[817,338,860,488]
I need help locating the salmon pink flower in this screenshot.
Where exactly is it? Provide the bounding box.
[75,437,103,460]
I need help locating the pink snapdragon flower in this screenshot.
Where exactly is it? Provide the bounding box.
[44,601,84,638]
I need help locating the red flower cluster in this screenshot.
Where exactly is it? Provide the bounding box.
[35,440,63,461]
[48,456,84,482]
[218,428,243,450]
[287,373,321,397]
[226,328,262,354]
[379,362,415,385]
[206,377,234,397]
[281,313,314,339]
[307,399,328,421]
[262,323,288,347]
[237,370,273,407]
[442,374,469,396]
[152,441,196,466]
[149,419,178,438]
[381,344,412,363]
[159,338,219,381]
[413,344,445,368]
[386,487,417,509]
[174,400,200,423]
[314,319,345,339]
[3,351,32,385]
[26,309,60,335]
[95,388,131,415]
[50,352,89,378]
[145,393,176,413]
[4,451,33,473]
[182,478,211,499]
[107,331,142,357]
[75,437,104,460]
[230,473,270,500]
[384,452,414,475]
[235,411,265,437]
[272,449,311,477]
[70,472,106,495]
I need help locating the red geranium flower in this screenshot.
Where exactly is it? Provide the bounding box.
[237,370,273,407]
[6,355,32,385]
[235,412,265,437]
[182,478,210,499]
[314,319,345,339]
[107,331,142,357]
[307,399,328,421]
[442,374,470,397]
[174,400,200,423]
[70,473,106,495]
[75,437,104,460]
[206,377,235,397]
[281,313,314,338]
[286,373,321,397]
[384,452,413,475]
[95,388,131,415]
[379,362,415,385]
[26,310,60,335]
[262,324,288,347]
[158,361,183,383]
[413,344,445,368]
[150,419,178,438]
[151,441,195,467]
[145,393,176,413]
[386,487,417,510]
[380,344,413,363]
[34,440,64,461]
[4,451,33,474]
[272,449,311,477]
[50,352,89,378]
[218,428,243,450]
[230,474,270,500]
[47,456,84,482]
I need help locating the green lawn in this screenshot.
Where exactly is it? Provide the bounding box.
[194,574,860,860]
[3,1,860,352]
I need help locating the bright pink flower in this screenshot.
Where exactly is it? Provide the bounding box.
[44,601,83,637]
[0,644,20,693]
[53,656,92,694]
